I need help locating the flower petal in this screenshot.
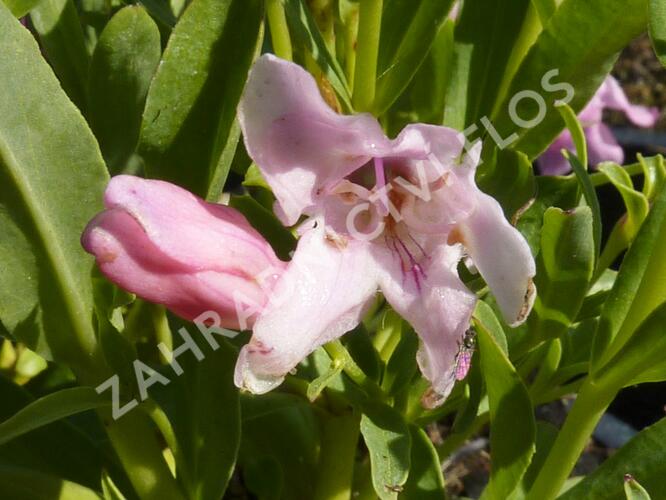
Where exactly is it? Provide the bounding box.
[104,175,284,276]
[374,243,476,407]
[82,209,270,328]
[537,130,575,175]
[238,55,390,225]
[234,221,379,393]
[452,193,536,327]
[597,76,659,128]
[586,122,625,166]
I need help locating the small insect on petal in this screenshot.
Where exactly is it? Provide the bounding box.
[454,329,476,381]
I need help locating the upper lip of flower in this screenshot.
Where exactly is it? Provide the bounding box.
[234,54,537,405]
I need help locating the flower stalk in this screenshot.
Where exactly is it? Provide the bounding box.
[266,0,293,61]
[352,0,383,112]
[526,378,616,500]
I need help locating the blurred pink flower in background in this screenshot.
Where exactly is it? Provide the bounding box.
[82,176,286,329]
[539,76,660,175]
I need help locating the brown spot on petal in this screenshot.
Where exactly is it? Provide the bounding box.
[325,231,348,250]
[447,227,466,246]
[516,278,536,324]
[511,197,535,226]
[421,387,445,410]
[98,251,117,264]
[247,339,273,356]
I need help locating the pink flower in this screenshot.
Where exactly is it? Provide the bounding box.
[539,76,659,175]
[234,55,536,405]
[82,175,286,329]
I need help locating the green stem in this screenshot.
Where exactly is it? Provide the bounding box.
[314,413,361,500]
[526,378,616,500]
[343,4,359,90]
[266,0,293,61]
[352,0,383,112]
[323,340,384,399]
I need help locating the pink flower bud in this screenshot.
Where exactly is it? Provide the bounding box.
[82,175,286,329]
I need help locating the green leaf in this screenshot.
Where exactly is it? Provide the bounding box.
[384,19,454,136]
[624,475,652,500]
[88,6,161,173]
[306,359,343,401]
[591,182,666,373]
[240,393,319,500]
[638,154,666,201]
[151,331,240,500]
[510,421,559,499]
[381,327,418,396]
[401,425,445,499]
[557,102,588,168]
[567,152,602,261]
[596,162,650,273]
[139,0,263,196]
[229,194,297,260]
[101,470,126,500]
[373,0,454,114]
[531,0,557,24]
[477,148,536,221]
[3,0,42,17]
[0,387,106,447]
[0,465,102,500]
[0,376,109,492]
[527,207,595,343]
[0,4,107,366]
[649,0,666,67]
[283,0,352,111]
[476,311,535,499]
[474,300,508,355]
[360,402,411,499]
[31,0,90,111]
[136,0,178,28]
[595,302,666,391]
[491,0,648,158]
[444,0,531,129]
[560,418,666,500]
[516,174,580,254]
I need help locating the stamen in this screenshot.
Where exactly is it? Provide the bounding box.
[373,157,389,216]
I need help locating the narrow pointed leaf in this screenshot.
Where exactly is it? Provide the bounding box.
[0,387,106,447]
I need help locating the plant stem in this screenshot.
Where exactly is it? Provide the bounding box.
[526,378,616,500]
[314,413,361,500]
[266,0,293,61]
[343,4,359,90]
[352,0,383,112]
[324,340,384,399]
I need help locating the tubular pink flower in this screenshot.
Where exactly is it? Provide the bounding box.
[82,175,286,329]
[539,75,660,175]
[235,55,536,405]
